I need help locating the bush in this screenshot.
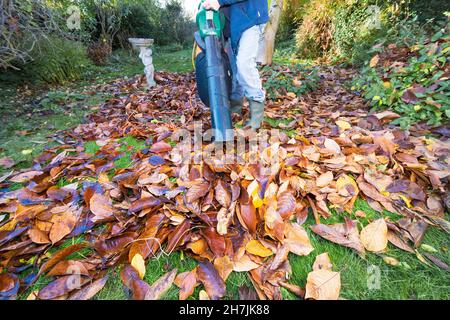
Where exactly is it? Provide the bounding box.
[26,37,92,85]
[87,41,112,66]
[295,0,337,59]
[352,21,450,128]
[289,0,450,64]
[262,63,320,100]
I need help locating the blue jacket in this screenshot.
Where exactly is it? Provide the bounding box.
[218,0,269,51]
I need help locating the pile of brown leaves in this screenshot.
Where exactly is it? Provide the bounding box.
[0,70,449,300]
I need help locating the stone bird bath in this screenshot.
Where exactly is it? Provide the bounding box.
[128,38,156,88]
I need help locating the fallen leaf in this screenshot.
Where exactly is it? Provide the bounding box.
[131,254,146,279]
[197,261,226,300]
[145,269,177,300]
[360,219,388,253]
[246,240,274,258]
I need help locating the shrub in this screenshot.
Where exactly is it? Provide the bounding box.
[290,0,449,64]
[26,37,92,85]
[262,63,320,100]
[295,0,337,59]
[87,41,112,66]
[352,21,450,128]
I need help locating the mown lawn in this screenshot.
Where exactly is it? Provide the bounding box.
[2,46,449,300]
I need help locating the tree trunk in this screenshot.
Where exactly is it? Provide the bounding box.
[257,0,283,66]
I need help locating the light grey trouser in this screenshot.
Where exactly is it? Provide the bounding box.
[228,24,266,103]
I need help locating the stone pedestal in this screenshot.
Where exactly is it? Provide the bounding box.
[128,38,156,88]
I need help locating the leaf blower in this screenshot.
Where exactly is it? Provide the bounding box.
[193,1,233,142]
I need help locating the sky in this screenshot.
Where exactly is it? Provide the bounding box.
[181,0,198,18]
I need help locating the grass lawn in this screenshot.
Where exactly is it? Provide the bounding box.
[2,46,449,300]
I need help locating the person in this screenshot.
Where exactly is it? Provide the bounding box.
[203,0,269,130]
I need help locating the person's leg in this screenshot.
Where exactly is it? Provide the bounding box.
[236,25,266,103]
[236,25,266,129]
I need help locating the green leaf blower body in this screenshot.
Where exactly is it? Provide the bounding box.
[195,2,233,142]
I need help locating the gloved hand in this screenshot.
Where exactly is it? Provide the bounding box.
[202,0,221,11]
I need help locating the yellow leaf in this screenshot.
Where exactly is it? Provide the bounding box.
[252,195,263,209]
[199,290,210,300]
[335,120,351,131]
[360,219,388,253]
[245,240,273,258]
[399,195,412,208]
[131,253,146,279]
[287,92,297,98]
[369,55,379,68]
[21,149,33,155]
[383,256,399,266]
[383,81,392,88]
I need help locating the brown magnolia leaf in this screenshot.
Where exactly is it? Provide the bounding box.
[69,276,109,300]
[305,270,341,300]
[310,221,365,256]
[128,196,162,213]
[305,254,341,300]
[9,170,43,183]
[0,273,19,300]
[145,269,177,300]
[39,243,87,276]
[214,256,234,282]
[28,228,51,244]
[284,223,314,256]
[215,180,231,208]
[38,275,89,300]
[358,181,386,202]
[150,141,172,153]
[185,181,210,203]
[89,193,114,221]
[233,254,260,272]
[174,269,198,300]
[421,253,450,271]
[360,219,388,253]
[387,231,414,253]
[312,252,333,271]
[166,219,190,253]
[201,227,226,257]
[197,261,226,300]
[237,192,257,234]
[49,210,78,244]
[324,139,341,153]
[217,206,233,236]
[121,264,151,300]
[94,232,136,257]
[277,192,296,219]
[316,172,334,188]
[47,260,90,277]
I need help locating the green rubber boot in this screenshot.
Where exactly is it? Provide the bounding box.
[244,100,265,130]
[230,98,244,114]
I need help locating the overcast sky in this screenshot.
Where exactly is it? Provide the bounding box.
[181,0,198,18]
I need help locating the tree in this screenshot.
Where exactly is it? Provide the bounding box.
[257,0,283,66]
